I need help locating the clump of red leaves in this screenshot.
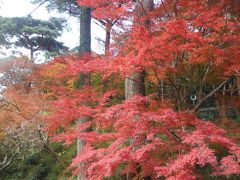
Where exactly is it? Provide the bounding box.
[44,84,240,179]
[41,0,240,179]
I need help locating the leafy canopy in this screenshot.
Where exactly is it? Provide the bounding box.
[0,16,68,59]
[39,0,240,179]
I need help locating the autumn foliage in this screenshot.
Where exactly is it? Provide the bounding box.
[40,0,240,179]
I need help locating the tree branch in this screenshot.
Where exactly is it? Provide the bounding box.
[0,147,21,172]
[190,78,229,113]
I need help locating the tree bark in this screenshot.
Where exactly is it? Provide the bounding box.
[79,7,91,54]
[105,28,111,55]
[125,73,145,99]
[77,6,91,180]
[105,21,112,55]
[30,49,34,63]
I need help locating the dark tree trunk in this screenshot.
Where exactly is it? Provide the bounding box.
[125,73,146,99]
[79,7,91,54]
[30,49,34,63]
[105,22,111,55]
[77,6,91,180]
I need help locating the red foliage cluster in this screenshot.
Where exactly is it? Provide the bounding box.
[77,0,131,20]
[46,92,239,179]
[41,0,240,179]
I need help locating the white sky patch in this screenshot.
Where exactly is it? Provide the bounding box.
[0,0,105,59]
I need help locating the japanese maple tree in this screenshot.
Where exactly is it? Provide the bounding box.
[40,0,240,179]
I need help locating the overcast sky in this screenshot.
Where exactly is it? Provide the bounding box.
[0,0,105,57]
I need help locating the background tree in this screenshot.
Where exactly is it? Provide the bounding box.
[0,16,68,61]
[0,56,73,179]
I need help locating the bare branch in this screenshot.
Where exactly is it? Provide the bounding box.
[190,78,229,113]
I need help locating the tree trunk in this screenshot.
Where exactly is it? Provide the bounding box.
[105,22,111,55]
[30,49,34,63]
[77,6,91,180]
[105,29,111,55]
[79,7,91,54]
[125,0,153,100]
[125,73,145,99]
